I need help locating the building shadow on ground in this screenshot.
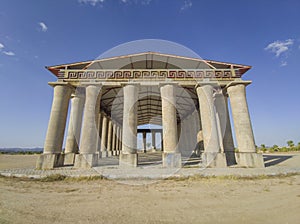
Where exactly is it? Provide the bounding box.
[263,154,293,167]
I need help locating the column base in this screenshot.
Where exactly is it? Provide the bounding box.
[225,151,237,166]
[107,151,113,157]
[162,152,182,168]
[235,153,265,168]
[36,153,64,170]
[201,152,227,168]
[119,153,138,167]
[74,154,98,168]
[112,150,117,156]
[100,151,108,158]
[64,153,76,166]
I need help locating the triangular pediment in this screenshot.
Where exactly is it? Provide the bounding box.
[46,52,251,77]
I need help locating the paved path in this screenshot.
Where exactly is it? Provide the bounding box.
[1,152,299,180]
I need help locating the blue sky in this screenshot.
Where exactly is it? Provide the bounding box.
[0,0,299,148]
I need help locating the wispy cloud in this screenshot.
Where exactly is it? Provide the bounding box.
[79,0,152,7]
[264,39,294,66]
[38,22,48,32]
[0,43,15,56]
[280,61,287,67]
[3,51,15,56]
[180,0,192,11]
[264,39,293,57]
[79,0,105,6]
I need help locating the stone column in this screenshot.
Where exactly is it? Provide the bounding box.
[100,114,108,157]
[36,84,72,169]
[96,112,103,154]
[111,123,117,155]
[120,84,139,167]
[222,94,236,165]
[74,85,101,168]
[214,90,227,154]
[177,122,181,142]
[160,131,164,151]
[64,90,85,165]
[115,125,120,155]
[227,84,264,167]
[142,132,147,153]
[107,119,113,156]
[151,130,156,149]
[196,84,226,167]
[160,84,181,168]
[118,127,122,151]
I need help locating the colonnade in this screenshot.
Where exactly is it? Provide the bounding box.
[137,129,162,152]
[36,81,264,169]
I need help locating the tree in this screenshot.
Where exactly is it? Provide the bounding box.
[270,144,279,152]
[287,140,294,148]
[260,144,267,152]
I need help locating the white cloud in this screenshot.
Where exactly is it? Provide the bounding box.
[264,39,294,57]
[79,0,105,6]
[79,0,152,6]
[0,43,4,51]
[3,51,15,56]
[180,0,192,11]
[280,61,287,67]
[38,22,48,32]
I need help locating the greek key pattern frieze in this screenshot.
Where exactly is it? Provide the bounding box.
[64,69,241,80]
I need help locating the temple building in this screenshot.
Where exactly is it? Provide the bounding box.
[36,52,264,169]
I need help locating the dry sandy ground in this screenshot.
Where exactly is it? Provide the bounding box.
[0,155,300,224]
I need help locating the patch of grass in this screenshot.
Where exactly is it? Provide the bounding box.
[65,175,106,181]
[263,187,270,192]
[164,173,300,182]
[64,188,79,193]
[40,174,67,182]
[0,151,42,155]
[165,176,190,181]
[0,173,107,182]
[40,175,107,182]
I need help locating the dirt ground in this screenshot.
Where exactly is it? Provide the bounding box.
[0,154,300,224]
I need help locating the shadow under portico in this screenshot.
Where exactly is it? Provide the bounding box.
[96,151,201,167]
[263,154,294,167]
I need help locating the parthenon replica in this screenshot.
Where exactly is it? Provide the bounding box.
[36,52,265,169]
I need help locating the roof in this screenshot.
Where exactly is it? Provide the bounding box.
[46,52,252,126]
[46,51,251,77]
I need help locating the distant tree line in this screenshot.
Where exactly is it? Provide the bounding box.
[258,140,300,153]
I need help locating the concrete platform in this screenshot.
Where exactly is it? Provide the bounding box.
[1,153,300,181]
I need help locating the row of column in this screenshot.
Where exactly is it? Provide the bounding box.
[196,83,264,167]
[38,81,259,169]
[98,112,122,157]
[39,84,123,169]
[138,130,163,151]
[196,84,255,153]
[119,83,181,167]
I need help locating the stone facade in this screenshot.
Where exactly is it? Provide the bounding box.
[36,52,264,169]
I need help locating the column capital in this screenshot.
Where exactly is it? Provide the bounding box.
[225,80,252,89]
[158,82,179,88]
[48,81,74,89]
[78,82,103,87]
[100,111,107,116]
[70,89,85,99]
[121,83,140,87]
[195,81,219,89]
